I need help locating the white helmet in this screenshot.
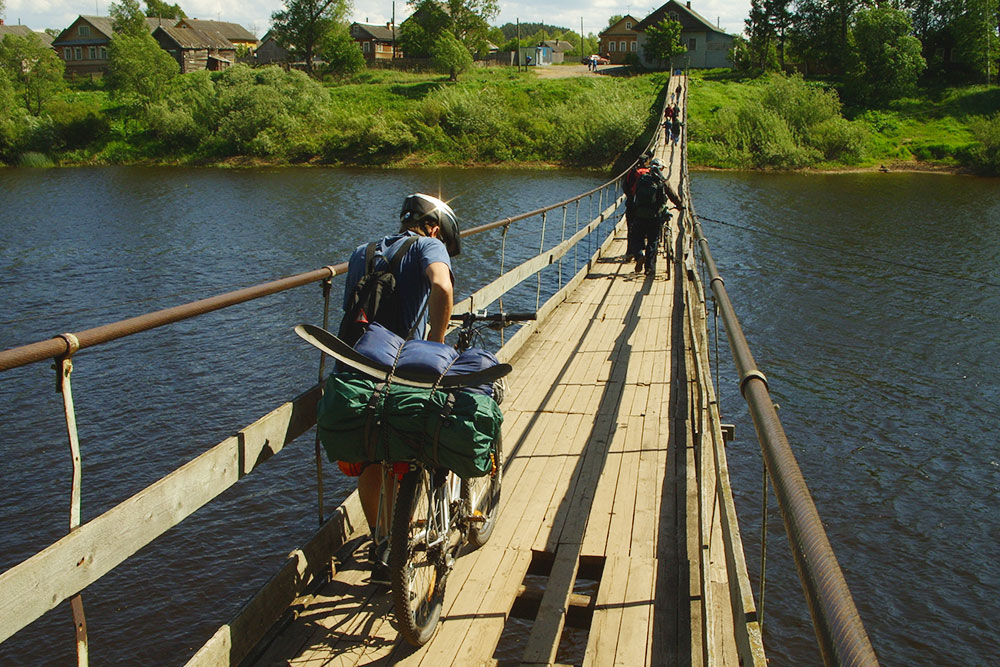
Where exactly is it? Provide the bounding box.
[400,193,461,257]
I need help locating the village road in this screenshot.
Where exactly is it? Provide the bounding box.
[531,63,627,78]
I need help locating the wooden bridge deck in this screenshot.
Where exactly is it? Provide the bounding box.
[249,79,744,667]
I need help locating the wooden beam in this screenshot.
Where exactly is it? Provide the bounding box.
[0,384,322,644]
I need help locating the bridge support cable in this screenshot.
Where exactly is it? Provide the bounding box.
[680,84,879,666]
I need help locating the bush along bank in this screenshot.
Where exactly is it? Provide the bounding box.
[1,65,667,170]
[685,71,1000,175]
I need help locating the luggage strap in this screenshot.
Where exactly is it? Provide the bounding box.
[431,392,457,467]
[363,382,389,461]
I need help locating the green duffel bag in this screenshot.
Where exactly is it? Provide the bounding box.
[316,373,502,478]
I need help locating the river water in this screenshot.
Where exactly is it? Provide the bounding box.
[1,167,998,665]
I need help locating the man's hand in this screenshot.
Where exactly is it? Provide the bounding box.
[425,261,453,343]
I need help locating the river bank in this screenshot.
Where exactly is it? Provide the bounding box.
[4,67,996,175]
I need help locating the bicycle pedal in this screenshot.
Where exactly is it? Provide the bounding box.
[467,511,487,523]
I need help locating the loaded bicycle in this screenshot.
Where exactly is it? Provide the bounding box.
[295,310,535,646]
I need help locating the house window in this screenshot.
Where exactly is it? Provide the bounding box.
[100,47,107,59]
[688,38,697,50]
[74,47,82,60]
[630,41,637,52]
[619,40,626,51]
[88,46,96,59]
[669,11,679,21]
[626,21,632,29]
[64,47,73,60]
[79,25,91,36]
[363,41,370,52]
[609,42,616,52]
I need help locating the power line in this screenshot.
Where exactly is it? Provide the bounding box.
[695,213,1000,289]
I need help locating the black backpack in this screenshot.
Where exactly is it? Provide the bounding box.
[338,236,419,345]
[633,170,665,218]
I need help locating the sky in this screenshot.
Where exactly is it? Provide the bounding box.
[2,0,750,40]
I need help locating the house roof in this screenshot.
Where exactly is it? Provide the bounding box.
[599,15,640,37]
[154,25,234,49]
[53,15,165,45]
[350,23,396,41]
[540,39,574,52]
[176,19,256,43]
[634,1,730,35]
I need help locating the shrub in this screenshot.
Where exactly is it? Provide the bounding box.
[758,73,841,141]
[966,113,1000,174]
[809,116,868,162]
[45,97,110,150]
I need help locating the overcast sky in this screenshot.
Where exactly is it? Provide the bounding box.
[3,0,750,40]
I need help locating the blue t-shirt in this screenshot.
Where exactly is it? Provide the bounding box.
[343,231,453,340]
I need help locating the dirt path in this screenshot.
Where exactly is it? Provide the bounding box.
[532,64,625,78]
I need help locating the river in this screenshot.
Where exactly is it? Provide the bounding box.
[1,167,998,665]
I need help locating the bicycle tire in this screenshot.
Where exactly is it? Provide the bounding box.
[390,469,445,646]
[462,433,503,548]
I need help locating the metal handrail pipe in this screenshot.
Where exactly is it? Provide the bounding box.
[0,265,344,373]
[691,217,877,666]
[0,174,631,375]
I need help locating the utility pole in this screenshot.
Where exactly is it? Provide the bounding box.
[392,1,396,60]
[580,17,584,61]
[517,18,521,71]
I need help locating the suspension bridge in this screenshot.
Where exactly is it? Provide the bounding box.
[0,75,877,666]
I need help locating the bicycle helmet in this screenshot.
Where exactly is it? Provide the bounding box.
[400,193,461,257]
[650,157,664,170]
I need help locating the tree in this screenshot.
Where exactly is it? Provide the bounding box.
[111,0,150,37]
[107,32,179,112]
[317,23,365,77]
[789,0,862,73]
[644,18,687,66]
[431,29,472,80]
[948,0,1000,81]
[270,0,351,76]
[744,0,779,71]
[145,0,186,19]
[0,33,65,116]
[401,0,498,57]
[846,6,925,105]
[607,15,624,29]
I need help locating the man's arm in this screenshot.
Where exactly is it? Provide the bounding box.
[665,183,683,209]
[424,261,453,343]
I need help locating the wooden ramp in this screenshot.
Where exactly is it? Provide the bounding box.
[246,77,756,667]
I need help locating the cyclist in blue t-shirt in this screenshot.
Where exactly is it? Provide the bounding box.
[342,193,461,582]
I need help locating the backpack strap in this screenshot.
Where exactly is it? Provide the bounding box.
[386,235,419,272]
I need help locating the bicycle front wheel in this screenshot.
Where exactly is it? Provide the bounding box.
[463,433,503,548]
[390,468,445,646]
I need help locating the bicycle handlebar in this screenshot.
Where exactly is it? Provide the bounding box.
[450,312,537,323]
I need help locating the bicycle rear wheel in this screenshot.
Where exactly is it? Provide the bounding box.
[462,434,503,548]
[390,468,445,646]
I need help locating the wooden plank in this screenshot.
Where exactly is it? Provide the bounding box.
[190,492,365,666]
[614,556,655,667]
[449,547,532,665]
[582,553,628,667]
[0,384,322,645]
[521,546,580,664]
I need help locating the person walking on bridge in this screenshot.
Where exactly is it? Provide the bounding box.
[340,193,460,581]
[624,152,652,262]
[630,158,682,275]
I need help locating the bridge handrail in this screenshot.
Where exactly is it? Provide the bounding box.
[679,81,878,666]
[0,173,639,375]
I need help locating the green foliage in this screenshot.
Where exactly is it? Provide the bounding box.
[690,72,868,167]
[431,31,473,81]
[967,113,1000,174]
[110,0,150,37]
[107,33,179,112]
[0,33,66,116]
[271,0,352,75]
[403,0,498,57]
[318,24,365,77]
[846,7,925,106]
[145,0,186,18]
[644,19,686,66]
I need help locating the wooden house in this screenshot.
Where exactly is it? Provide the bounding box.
[634,0,734,69]
[254,30,291,66]
[152,25,235,73]
[51,15,168,78]
[174,19,257,50]
[598,15,640,65]
[539,39,574,64]
[349,22,398,61]
[0,22,53,47]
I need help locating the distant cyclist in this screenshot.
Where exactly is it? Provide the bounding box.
[630,158,682,275]
[341,193,460,579]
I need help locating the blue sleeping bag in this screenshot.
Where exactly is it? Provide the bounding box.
[353,323,499,395]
